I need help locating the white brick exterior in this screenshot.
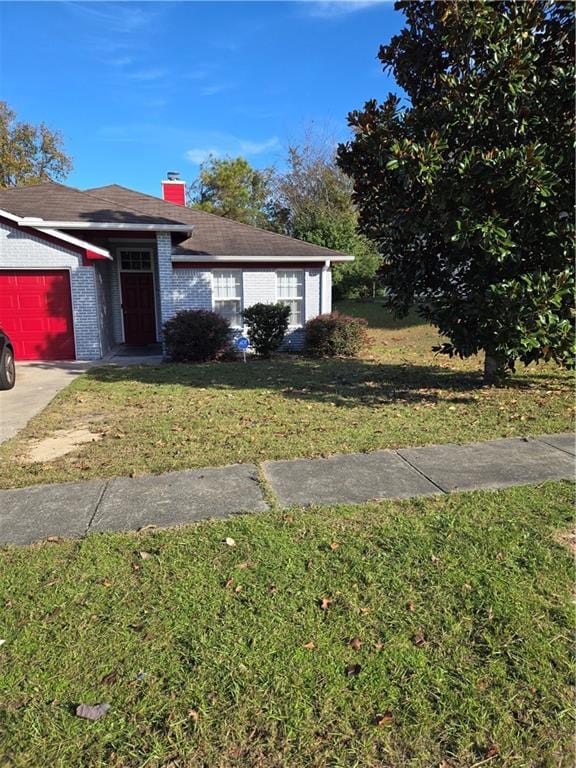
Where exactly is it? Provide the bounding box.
[0,221,102,359]
[1,220,334,359]
[170,266,326,350]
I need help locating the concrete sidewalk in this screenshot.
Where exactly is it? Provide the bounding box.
[0,433,573,546]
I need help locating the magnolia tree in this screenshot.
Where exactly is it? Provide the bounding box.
[338,0,575,381]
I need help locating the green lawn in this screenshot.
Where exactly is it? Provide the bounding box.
[1,482,574,767]
[0,301,572,490]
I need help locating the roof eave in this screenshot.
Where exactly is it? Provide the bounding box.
[171,254,355,263]
[18,219,193,233]
[0,208,112,259]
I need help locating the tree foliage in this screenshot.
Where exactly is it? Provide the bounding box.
[0,102,73,187]
[338,1,575,380]
[188,156,274,229]
[272,140,383,298]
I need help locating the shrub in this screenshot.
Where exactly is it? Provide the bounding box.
[304,312,368,357]
[163,310,231,362]
[242,303,291,357]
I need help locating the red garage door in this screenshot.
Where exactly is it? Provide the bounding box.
[0,270,75,360]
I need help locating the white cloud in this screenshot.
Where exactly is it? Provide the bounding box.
[201,83,231,96]
[185,136,280,165]
[126,68,168,82]
[185,147,222,164]
[307,0,386,18]
[239,137,280,155]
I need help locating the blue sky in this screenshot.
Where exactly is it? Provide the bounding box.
[0,1,404,196]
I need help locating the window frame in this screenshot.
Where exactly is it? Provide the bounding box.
[276,269,305,327]
[212,269,243,328]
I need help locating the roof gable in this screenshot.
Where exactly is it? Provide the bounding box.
[86,184,353,261]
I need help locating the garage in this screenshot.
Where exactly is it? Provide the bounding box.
[0,270,75,360]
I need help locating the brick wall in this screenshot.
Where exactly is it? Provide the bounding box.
[0,221,103,359]
[168,266,324,351]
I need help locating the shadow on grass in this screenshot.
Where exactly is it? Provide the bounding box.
[334,300,428,331]
[84,356,557,410]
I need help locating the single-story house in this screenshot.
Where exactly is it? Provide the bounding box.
[0,175,353,361]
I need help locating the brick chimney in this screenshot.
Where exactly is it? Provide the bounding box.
[161,171,186,206]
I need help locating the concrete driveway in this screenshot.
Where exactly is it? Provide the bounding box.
[0,362,96,444]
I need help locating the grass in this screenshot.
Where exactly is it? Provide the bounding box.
[0,300,572,489]
[0,482,574,767]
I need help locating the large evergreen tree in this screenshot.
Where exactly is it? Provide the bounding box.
[188,156,274,230]
[338,1,574,381]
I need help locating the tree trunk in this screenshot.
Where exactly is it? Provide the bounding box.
[483,351,507,384]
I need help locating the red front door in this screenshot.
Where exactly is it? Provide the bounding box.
[121,272,156,345]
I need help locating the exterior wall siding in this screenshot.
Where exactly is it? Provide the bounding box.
[0,221,102,359]
[169,266,326,351]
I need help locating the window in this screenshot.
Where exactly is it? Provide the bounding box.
[213,270,242,327]
[277,270,304,326]
[120,250,152,271]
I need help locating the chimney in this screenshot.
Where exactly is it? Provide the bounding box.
[161,171,186,206]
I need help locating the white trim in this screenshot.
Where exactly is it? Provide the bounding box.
[117,246,159,344]
[161,180,186,185]
[212,268,244,329]
[321,259,331,314]
[276,268,305,328]
[19,219,192,233]
[0,208,112,258]
[172,254,353,263]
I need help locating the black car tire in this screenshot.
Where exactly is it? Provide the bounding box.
[0,347,15,390]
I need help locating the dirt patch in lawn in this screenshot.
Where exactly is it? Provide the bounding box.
[556,527,576,554]
[22,428,104,463]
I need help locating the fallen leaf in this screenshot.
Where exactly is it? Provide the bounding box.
[236,561,252,570]
[431,554,440,564]
[139,551,153,560]
[268,584,277,594]
[485,743,500,759]
[75,702,110,721]
[375,710,393,726]
[348,637,362,650]
[225,537,236,547]
[345,663,362,677]
[374,641,384,651]
[406,601,415,611]
[329,542,340,551]
[234,585,243,593]
[223,577,233,588]
[101,670,117,685]
[46,536,62,543]
[303,641,315,650]
[319,597,332,610]
[130,563,141,571]
[188,709,199,721]
[413,630,427,647]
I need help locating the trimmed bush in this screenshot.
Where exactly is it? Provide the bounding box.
[163,310,231,362]
[304,312,369,357]
[242,302,291,357]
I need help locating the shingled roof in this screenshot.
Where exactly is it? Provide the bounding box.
[86,185,353,261]
[0,181,353,261]
[0,182,186,226]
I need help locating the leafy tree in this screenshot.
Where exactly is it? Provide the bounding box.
[272,141,383,298]
[188,156,274,229]
[0,102,73,187]
[338,1,575,381]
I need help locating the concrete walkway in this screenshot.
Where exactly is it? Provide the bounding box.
[0,433,573,546]
[0,361,97,444]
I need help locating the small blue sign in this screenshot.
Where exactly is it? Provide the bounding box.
[235,336,249,350]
